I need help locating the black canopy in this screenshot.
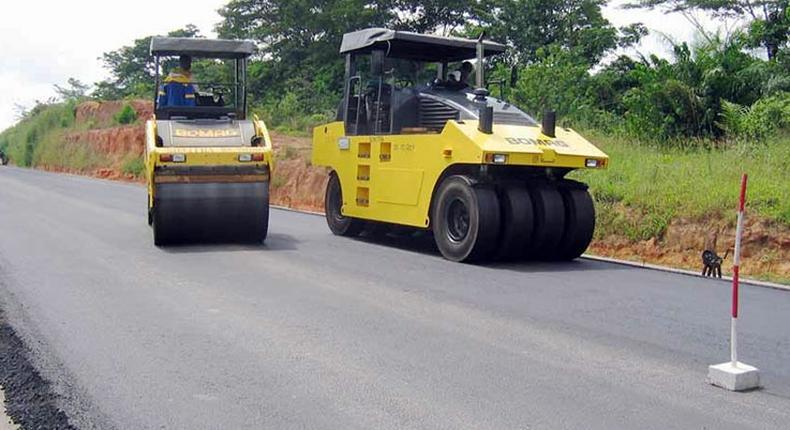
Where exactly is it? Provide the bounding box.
[340,28,506,62]
[150,37,255,59]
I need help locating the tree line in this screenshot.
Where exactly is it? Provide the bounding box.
[42,0,790,142]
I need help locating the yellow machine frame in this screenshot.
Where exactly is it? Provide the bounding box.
[144,115,275,212]
[312,120,608,229]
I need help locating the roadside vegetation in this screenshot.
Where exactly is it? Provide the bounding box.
[572,131,790,240]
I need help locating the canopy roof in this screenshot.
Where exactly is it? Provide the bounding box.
[150,37,255,59]
[340,28,506,62]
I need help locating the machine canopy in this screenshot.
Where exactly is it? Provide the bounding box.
[340,28,506,62]
[150,37,255,59]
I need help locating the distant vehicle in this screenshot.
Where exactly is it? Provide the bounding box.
[145,37,274,246]
[312,28,609,262]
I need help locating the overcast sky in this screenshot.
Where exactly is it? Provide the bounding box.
[0,0,723,131]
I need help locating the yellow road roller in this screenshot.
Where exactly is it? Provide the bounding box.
[145,37,274,245]
[312,28,609,262]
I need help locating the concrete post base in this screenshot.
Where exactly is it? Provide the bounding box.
[708,362,760,391]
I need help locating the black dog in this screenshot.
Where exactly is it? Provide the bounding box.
[701,249,730,278]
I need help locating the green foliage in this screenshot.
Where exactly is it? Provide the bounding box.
[0,102,76,167]
[251,92,334,136]
[54,78,90,101]
[114,104,138,125]
[121,155,145,176]
[472,0,635,65]
[626,0,788,60]
[93,25,201,100]
[718,92,790,140]
[571,131,790,233]
[32,131,110,171]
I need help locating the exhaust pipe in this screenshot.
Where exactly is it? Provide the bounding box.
[478,106,494,134]
[542,110,556,138]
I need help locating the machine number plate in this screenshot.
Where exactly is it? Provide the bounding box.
[394,143,415,151]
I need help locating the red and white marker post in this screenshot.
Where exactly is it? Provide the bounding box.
[708,173,760,391]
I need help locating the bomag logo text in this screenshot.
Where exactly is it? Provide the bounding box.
[505,137,569,148]
[174,128,240,138]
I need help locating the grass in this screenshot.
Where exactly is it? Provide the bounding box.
[33,130,110,171]
[570,131,790,240]
[121,155,145,176]
[0,102,76,166]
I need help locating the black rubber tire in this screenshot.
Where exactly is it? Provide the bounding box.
[495,184,534,260]
[325,173,365,237]
[553,186,595,260]
[147,195,154,226]
[250,182,270,243]
[432,175,500,262]
[152,206,172,246]
[524,183,565,259]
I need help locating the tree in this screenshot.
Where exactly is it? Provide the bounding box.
[216,0,478,113]
[626,0,789,60]
[93,25,202,99]
[54,78,90,101]
[471,0,646,65]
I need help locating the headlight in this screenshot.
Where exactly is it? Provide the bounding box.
[485,153,508,164]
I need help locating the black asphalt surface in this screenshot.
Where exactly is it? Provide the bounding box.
[0,166,789,429]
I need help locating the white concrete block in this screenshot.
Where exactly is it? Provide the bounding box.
[708,362,760,391]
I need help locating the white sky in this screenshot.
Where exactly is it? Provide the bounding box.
[0,0,729,131]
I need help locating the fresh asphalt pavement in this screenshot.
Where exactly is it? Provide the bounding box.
[0,166,789,429]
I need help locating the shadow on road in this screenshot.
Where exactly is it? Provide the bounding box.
[352,226,629,273]
[157,233,300,253]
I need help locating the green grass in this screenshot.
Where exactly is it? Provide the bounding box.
[0,101,76,166]
[121,155,145,176]
[571,131,790,240]
[33,130,110,171]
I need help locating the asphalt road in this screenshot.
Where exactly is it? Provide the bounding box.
[1,166,789,430]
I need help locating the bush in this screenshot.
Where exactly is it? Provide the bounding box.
[121,156,145,176]
[0,102,75,167]
[719,92,790,141]
[114,104,137,125]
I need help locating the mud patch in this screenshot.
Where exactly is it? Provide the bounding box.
[0,312,75,429]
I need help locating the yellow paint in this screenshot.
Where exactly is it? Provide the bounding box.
[312,120,608,228]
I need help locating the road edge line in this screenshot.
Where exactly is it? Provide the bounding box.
[581,254,789,291]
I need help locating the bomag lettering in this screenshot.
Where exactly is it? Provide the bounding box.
[174,128,241,138]
[505,137,569,148]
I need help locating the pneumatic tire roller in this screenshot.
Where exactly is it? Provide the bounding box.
[313,28,607,263]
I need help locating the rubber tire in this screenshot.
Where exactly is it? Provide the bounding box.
[250,182,270,243]
[524,184,565,259]
[152,206,172,246]
[147,195,154,226]
[495,184,534,260]
[325,173,365,237]
[553,186,595,260]
[432,176,500,262]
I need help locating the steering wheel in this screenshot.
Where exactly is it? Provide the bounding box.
[394,77,414,89]
[206,87,225,106]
